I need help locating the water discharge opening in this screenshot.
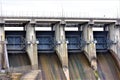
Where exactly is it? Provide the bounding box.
[97,52,120,80]
[8,53,31,73]
[68,52,96,80]
[38,53,66,80]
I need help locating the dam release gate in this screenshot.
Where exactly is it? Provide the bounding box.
[0,17,120,80]
[6,31,108,53]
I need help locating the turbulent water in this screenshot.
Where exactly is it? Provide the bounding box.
[38,53,66,80]
[69,53,96,80]
[38,53,96,80]
[8,52,120,80]
[8,53,30,67]
[97,52,120,80]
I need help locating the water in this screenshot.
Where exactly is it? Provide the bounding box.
[69,53,96,80]
[38,53,66,80]
[8,53,30,67]
[97,52,120,80]
[8,52,120,80]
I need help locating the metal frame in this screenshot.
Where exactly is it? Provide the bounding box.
[36,31,54,53]
[5,31,26,53]
[93,31,108,52]
[65,31,82,52]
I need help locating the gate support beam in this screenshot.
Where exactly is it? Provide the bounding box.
[82,22,97,70]
[54,21,70,80]
[25,21,38,70]
[108,23,120,58]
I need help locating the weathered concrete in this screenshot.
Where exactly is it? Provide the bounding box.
[11,73,22,80]
[82,23,97,70]
[25,21,38,70]
[54,21,70,80]
[0,23,6,70]
[0,19,9,70]
[21,70,40,80]
[108,23,120,58]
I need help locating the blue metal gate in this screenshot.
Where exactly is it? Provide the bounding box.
[93,31,108,52]
[65,31,82,52]
[36,31,54,53]
[5,31,26,53]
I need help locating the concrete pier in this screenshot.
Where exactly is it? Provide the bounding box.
[108,23,120,58]
[54,21,70,80]
[0,23,5,69]
[82,22,97,70]
[25,21,38,69]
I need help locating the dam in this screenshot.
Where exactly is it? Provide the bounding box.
[0,17,120,80]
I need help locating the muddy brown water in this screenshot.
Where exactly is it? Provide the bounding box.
[8,52,120,80]
[38,53,96,80]
[97,52,120,80]
[38,53,66,80]
[68,53,96,80]
[8,53,30,67]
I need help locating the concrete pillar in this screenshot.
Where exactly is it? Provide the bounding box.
[118,25,120,58]
[0,23,5,70]
[82,23,97,70]
[54,21,69,80]
[25,21,38,70]
[108,23,120,58]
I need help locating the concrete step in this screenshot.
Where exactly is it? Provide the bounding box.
[20,70,40,80]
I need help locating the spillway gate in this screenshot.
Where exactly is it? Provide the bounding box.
[0,17,120,80]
